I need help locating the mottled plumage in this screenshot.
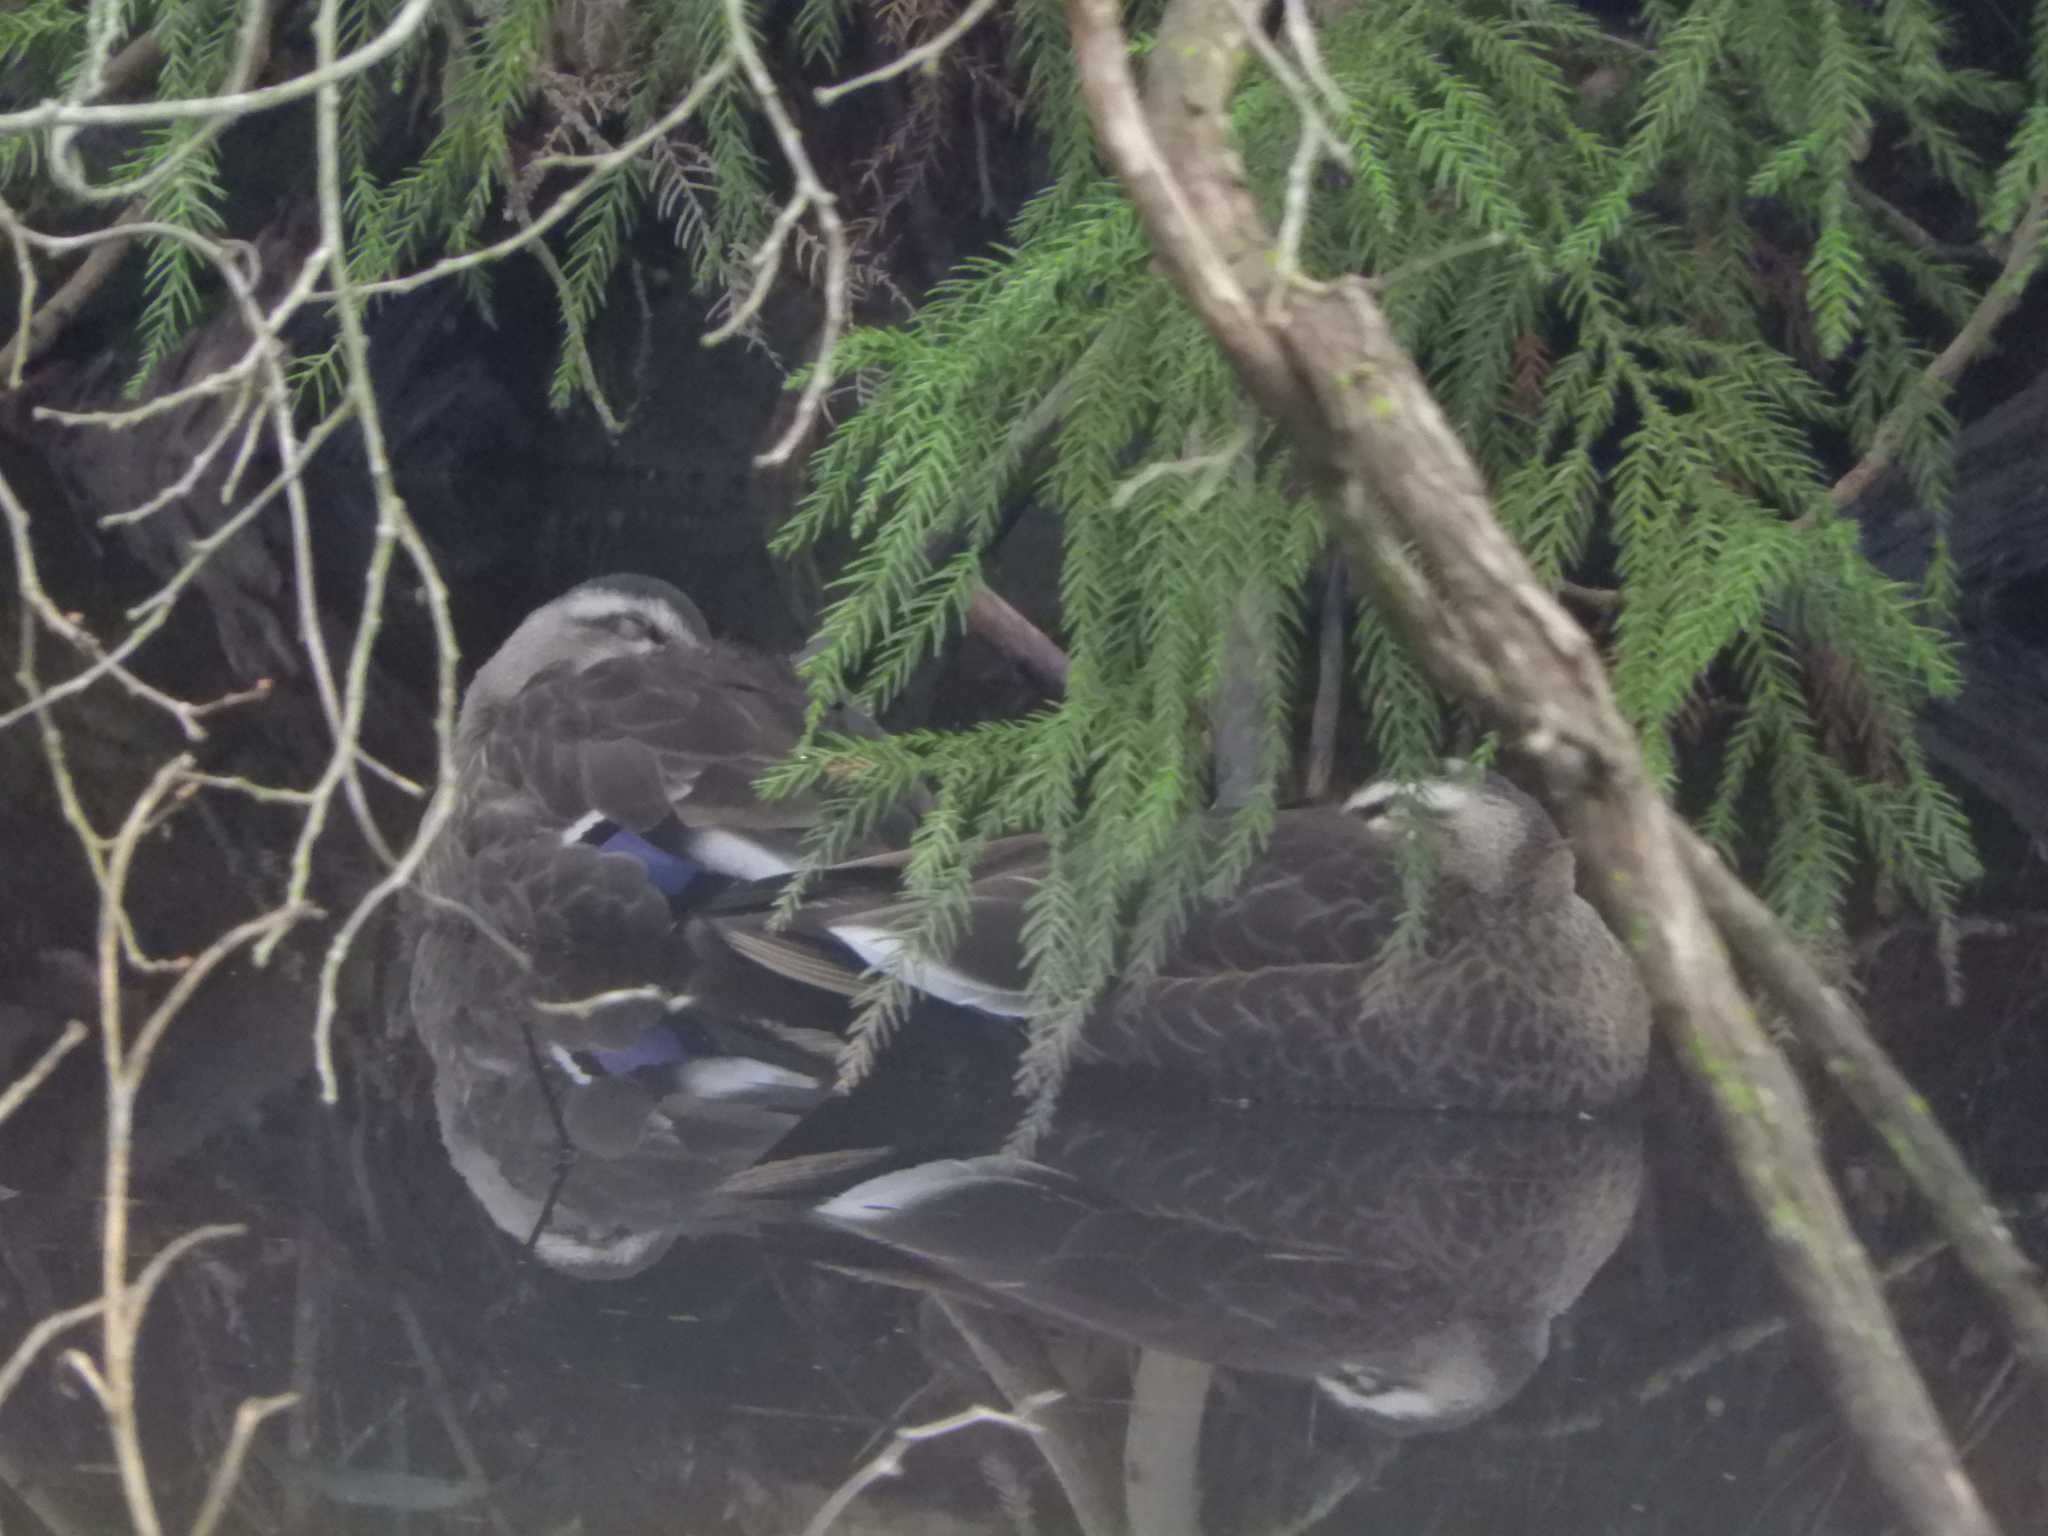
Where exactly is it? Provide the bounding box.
[412,578,1653,1279]
[434,1037,870,1280]
[409,575,902,1275]
[819,1108,1645,1430]
[711,775,1654,1112]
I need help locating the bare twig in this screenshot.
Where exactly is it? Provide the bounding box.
[1110,421,1253,510]
[1304,557,1344,800]
[189,1392,298,1536]
[1496,1219,1990,1441]
[333,58,736,303]
[532,984,697,1019]
[0,461,273,741]
[815,0,1003,107]
[800,1394,1056,1536]
[932,1299,1123,1536]
[0,406,351,737]
[0,1019,87,1127]
[1218,0,1344,301]
[0,1299,104,1416]
[46,0,272,206]
[964,587,1069,692]
[0,201,149,386]
[0,5,471,1530]
[1123,1351,1209,1536]
[0,0,436,134]
[299,0,462,1097]
[0,207,408,867]
[715,0,850,468]
[1828,170,2048,511]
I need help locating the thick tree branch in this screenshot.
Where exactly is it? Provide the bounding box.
[0,201,148,385]
[964,588,1069,691]
[1062,1,2005,1533]
[1680,827,2048,1379]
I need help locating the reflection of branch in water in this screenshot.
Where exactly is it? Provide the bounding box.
[979,1447,1036,1531]
[283,1126,326,1532]
[0,1444,109,1536]
[799,1391,1059,1536]
[343,1114,517,1536]
[935,1298,1124,1536]
[1956,1348,2023,1459]
[1495,1198,2048,1441]
[516,1018,576,1258]
[1125,1350,1211,1536]
[765,1258,891,1430]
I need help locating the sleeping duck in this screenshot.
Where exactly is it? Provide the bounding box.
[409,573,914,1273]
[705,771,1653,1112]
[411,576,1651,1272]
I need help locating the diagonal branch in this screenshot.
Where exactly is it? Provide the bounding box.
[1061,2,2005,1534]
[1679,827,2048,1378]
[1828,167,2048,511]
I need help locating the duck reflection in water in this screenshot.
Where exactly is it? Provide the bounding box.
[817,1104,1644,1437]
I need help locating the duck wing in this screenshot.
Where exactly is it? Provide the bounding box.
[708,812,1413,1006]
[1156,811,1415,976]
[476,643,910,879]
[434,1035,882,1281]
[699,835,1050,1015]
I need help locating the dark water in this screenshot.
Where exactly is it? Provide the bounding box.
[1,927,2045,1536]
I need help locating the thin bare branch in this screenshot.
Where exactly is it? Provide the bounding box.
[800,1395,1057,1536]
[1829,170,2048,511]
[46,0,272,206]
[815,0,1003,106]
[299,0,462,1098]
[0,1019,87,1127]
[0,0,436,134]
[0,1299,103,1416]
[964,588,1069,691]
[0,201,149,386]
[533,984,698,1019]
[349,60,736,300]
[188,1393,298,1536]
[716,0,851,467]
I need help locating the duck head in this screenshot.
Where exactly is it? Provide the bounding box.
[1343,767,1574,900]
[460,574,712,739]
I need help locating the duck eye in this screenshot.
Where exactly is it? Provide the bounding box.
[606,613,662,645]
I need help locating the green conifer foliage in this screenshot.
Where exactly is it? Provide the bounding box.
[770,1,2015,1088]
[16,0,2040,1111]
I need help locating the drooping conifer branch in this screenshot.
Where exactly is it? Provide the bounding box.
[1062,2,2007,1533]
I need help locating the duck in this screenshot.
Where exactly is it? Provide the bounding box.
[411,575,1652,1282]
[408,573,920,1274]
[704,771,1654,1112]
